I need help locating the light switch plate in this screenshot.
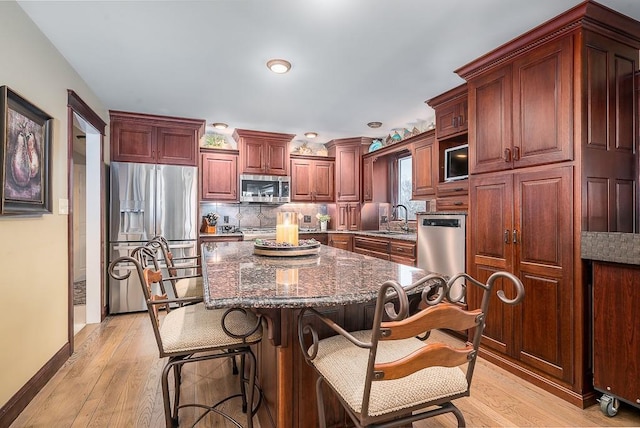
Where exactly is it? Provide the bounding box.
[59,198,69,215]
[304,215,311,223]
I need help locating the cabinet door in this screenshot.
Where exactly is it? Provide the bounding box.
[412,136,436,197]
[468,173,515,355]
[512,37,573,169]
[156,126,198,166]
[265,140,289,176]
[592,262,640,404]
[362,157,373,202]
[335,145,360,201]
[291,158,313,202]
[347,204,360,231]
[312,160,334,202]
[241,138,266,174]
[111,121,155,164]
[435,100,464,139]
[513,165,573,381]
[328,234,352,251]
[201,151,238,201]
[468,65,513,174]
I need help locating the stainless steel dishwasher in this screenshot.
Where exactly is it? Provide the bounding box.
[417,213,467,301]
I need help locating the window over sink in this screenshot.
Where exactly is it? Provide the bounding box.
[396,155,425,220]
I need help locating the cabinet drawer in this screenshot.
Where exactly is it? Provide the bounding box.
[437,180,469,197]
[436,195,468,211]
[389,240,416,258]
[389,254,415,266]
[353,247,390,261]
[353,236,389,254]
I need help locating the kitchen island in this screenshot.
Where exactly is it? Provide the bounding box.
[201,241,431,428]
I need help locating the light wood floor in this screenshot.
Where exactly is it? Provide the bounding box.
[10,312,640,428]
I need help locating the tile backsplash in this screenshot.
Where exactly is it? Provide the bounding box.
[200,202,329,229]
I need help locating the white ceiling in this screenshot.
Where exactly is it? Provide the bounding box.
[17,0,640,145]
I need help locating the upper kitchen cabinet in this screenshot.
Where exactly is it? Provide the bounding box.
[326,137,370,202]
[110,110,205,166]
[290,154,335,202]
[411,130,437,198]
[426,83,468,141]
[461,36,573,174]
[233,129,295,176]
[200,148,238,201]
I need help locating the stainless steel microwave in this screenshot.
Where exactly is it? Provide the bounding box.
[239,174,290,203]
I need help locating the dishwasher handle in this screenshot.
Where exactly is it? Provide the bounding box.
[421,218,461,228]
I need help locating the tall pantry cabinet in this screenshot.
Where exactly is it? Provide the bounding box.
[457,1,640,407]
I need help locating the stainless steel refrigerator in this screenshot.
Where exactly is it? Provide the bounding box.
[108,161,198,313]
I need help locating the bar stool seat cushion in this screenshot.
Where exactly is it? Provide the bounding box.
[161,303,262,354]
[312,330,468,417]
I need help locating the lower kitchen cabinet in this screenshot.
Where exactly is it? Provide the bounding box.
[353,236,389,260]
[328,234,352,252]
[468,165,573,383]
[389,239,416,266]
[300,232,328,245]
[592,261,640,411]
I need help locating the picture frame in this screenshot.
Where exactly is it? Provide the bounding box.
[0,86,53,215]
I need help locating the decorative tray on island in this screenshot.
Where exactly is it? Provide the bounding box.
[253,239,321,257]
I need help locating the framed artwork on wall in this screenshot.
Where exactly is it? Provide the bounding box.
[0,86,53,215]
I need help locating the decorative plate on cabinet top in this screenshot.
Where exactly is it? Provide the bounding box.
[369,140,383,152]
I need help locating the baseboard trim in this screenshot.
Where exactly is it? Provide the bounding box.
[0,342,70,427]
[478,347,597,409]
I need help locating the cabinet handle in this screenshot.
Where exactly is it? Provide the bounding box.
[513,229,518,244]
[454,187,464,192]
[513,146,521,161]
[453,116,458,127]
[504,229,510,243]
[504,148,512,162]
[459,115,464,125]
[454,202,463,206]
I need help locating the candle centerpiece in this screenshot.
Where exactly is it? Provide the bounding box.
[254,212,320,256]
[276,212,299,246]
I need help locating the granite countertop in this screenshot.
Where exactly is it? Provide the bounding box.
[581,231,640,266]
[201,241,431,310]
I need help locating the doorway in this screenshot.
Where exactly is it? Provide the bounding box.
[67,90,107,352]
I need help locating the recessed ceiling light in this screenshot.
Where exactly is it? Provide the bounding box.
[211,122,228,129]
[367,121,382,128]
[267,59,292,74]
[304,132,318,138]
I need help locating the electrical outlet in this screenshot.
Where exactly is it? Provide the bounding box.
[303,215,311,223]
[381,215,388,223]
[223,215,229,223]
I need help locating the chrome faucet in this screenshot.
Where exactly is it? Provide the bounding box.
[393,204,410,232]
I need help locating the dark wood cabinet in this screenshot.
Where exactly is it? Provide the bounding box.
[353,236,389,261]
[427,84,468,140]
[335,203,360,231]
[456,2,640,407]
[326,137,369,202]
[328,234,352,251]
[200,149,238,201]
[466,37,573,174]
[110,110,204,166]
[290,155,335,202]
[300,233,328,245]
[388,239,416,266]
[233,129,295,176]
[411,131,437,198]
[592,262,640,408]
[362,156,373,202]
[468,165,573,381]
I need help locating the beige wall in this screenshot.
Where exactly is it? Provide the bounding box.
[0,1,109,407]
